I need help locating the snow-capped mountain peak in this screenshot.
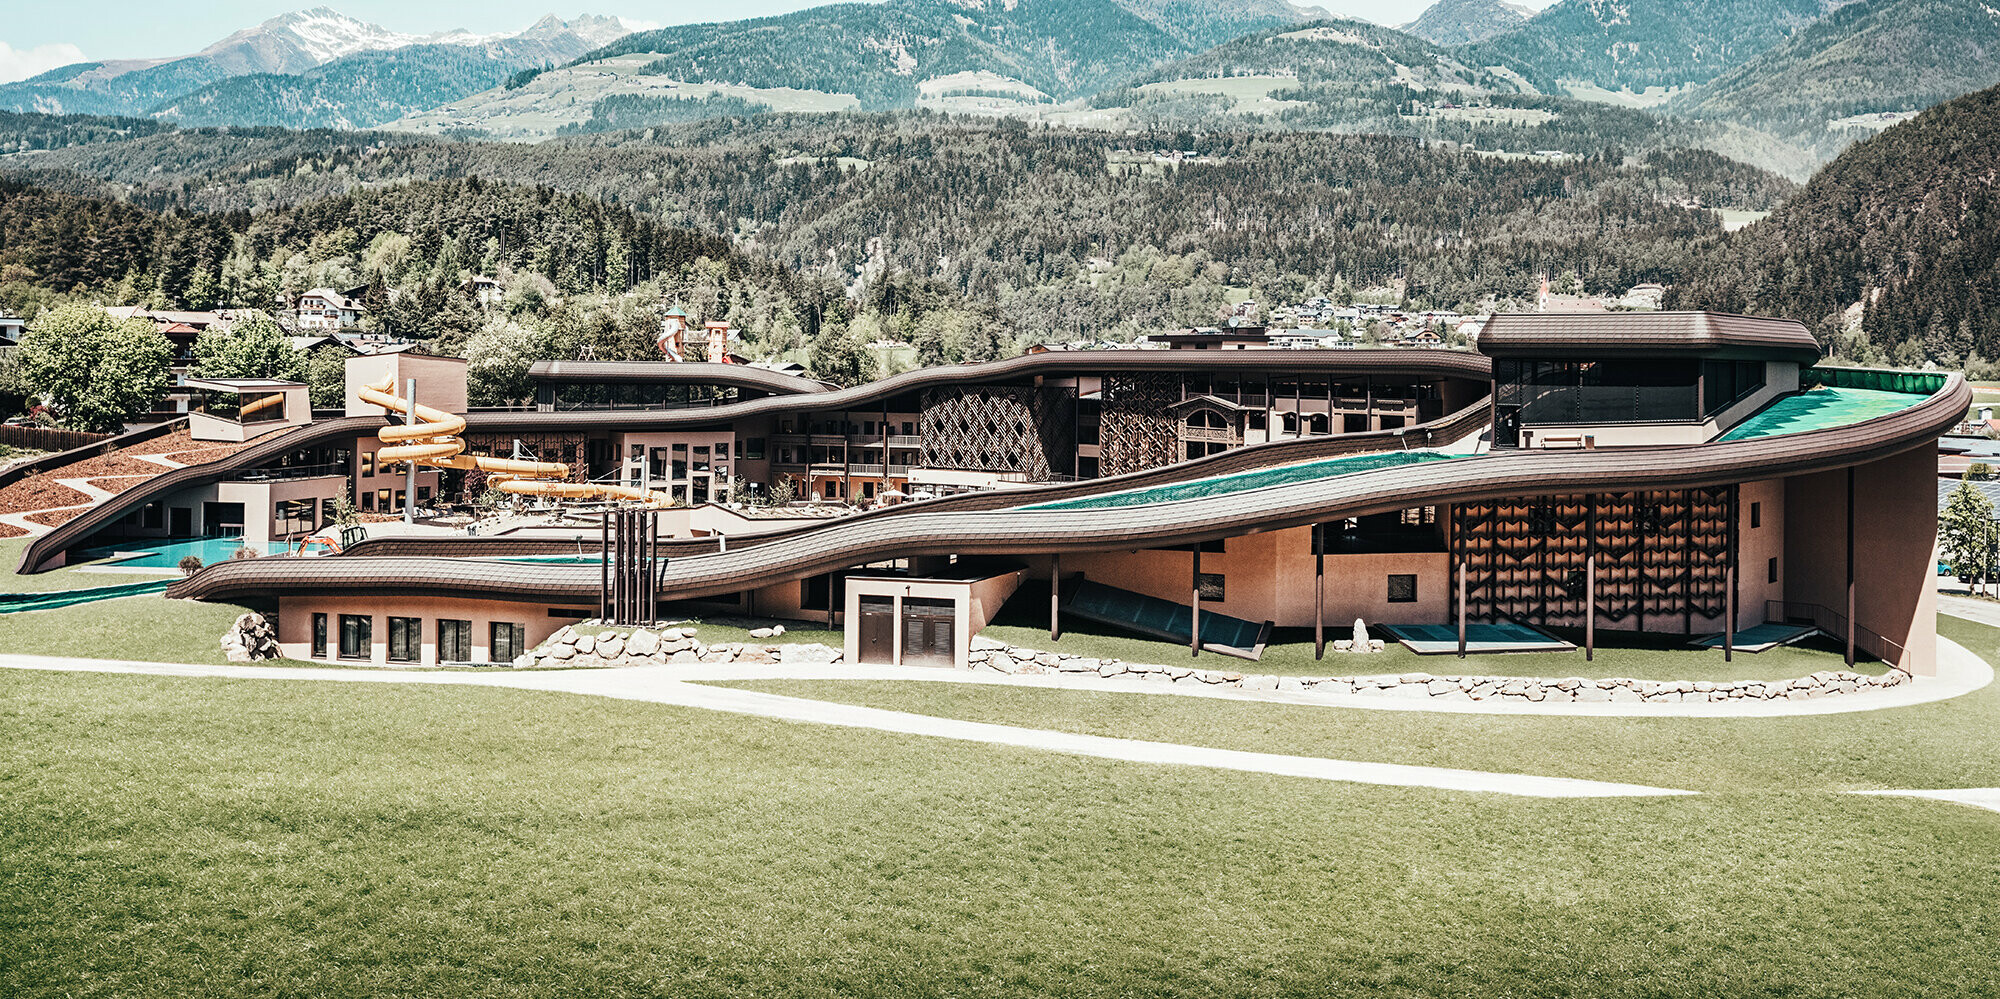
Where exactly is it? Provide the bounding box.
[196,6,423,73]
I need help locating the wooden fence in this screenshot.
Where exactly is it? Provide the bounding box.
[0,425,110,453]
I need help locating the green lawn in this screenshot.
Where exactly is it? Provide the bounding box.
[0,536,180,594]
[8,652,2000,996]
[979,619,1856,682]
[725,615,2000,795]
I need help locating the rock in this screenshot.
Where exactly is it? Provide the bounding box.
[545,644,576,660]
[1400,672,1433,684]
[574,635,596,655]
[748,627,775,639]
[1427,679,1459,696]
[1609,688,1642,703]
[988,653,1018,673]
[1575,686,1611,702]
[1097,662,1126,677]
[1062,658,1100,673]
[1352,618,1369,649]
[1369,639,1385,652]
[626,630,660,656]
[1241,675,1279,691]
[970,635,1009,652]
[1277,677,1304,692]
[512,654,536,669]
[771,625,785,636]
[600,637,626,659]
[669,650,699,664]
[1333,639,1353,652]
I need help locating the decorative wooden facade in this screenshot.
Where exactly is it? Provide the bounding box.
[918,386,1074,479]
[1453,488,1736,633]
[1099,374,1182,475]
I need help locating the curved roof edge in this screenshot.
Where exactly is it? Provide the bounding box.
[527,360,837,394]
[1478,311,1820,363]
[166,376,1970,605]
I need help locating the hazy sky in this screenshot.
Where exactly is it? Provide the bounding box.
[0,1,1551,84]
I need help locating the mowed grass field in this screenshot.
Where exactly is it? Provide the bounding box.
[4,619,2000,994]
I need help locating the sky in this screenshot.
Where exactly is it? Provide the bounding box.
[0,0,1550,84]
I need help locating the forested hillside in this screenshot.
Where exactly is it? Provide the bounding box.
[1403,0,1532,45]
[1669,83,2000,368]
[1669,0,2000,160]
[574,0,1303,110]
[1464,0,1841,94]
[0,112,1795,342]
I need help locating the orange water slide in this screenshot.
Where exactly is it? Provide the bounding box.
[361,376,673,505]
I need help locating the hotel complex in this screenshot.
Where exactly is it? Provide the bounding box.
[10,313,1964,674]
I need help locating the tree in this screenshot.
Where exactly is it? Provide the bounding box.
[17,304,173,432]
[463,317,539,407]
[303,346,350,410]
[1940,479,1996,594]
[808,321,874,386]
[192,311,304,381]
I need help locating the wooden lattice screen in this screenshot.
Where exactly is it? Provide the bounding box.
[1453,487,1736,633]
[1099,374,1181,475]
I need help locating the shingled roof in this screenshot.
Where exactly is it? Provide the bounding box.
[1478,311,1821,363]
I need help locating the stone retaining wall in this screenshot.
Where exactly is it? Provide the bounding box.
[514,623,842,669]
[514,625,1909,705]
[969,639,1911,703]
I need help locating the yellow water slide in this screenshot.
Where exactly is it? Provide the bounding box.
[361,376,672,505]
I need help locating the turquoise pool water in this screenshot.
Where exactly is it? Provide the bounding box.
[1718,387,1927,442]
[1018,451,1469,512]
[80,536,293,569]
[490,553,604,564]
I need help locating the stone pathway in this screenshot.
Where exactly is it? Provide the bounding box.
[0,476,119,538]
[0,654,1692,799]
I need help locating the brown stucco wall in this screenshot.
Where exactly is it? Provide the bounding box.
[277,593,586,666]
[1783,445,1938,673]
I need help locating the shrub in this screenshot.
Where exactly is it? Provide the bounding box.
[177,555,203,576]
[230,546,258,560]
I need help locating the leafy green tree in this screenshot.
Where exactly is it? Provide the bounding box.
[192,312,304,380]
[302,346,350,410]
[17,304,173,432]
[464,318,539,407]
[1941,479,1997,592]
[808,320,874,386]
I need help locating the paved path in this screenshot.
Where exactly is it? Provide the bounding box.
[1939,593,2000,630]
[0,654,1692,799]
[1852,788,2000,815]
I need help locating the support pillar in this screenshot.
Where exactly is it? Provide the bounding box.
[1190,547,1201,658]
[599,513,609,622]
[1846,466,1856,666]
[1313,525,1325,660]
[1050,553,1061,643]
[1456,561,1467,659]
[1585,493,1596,663]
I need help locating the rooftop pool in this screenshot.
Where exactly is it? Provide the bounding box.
[1717,386,1928,442]
[1017,451,1468,512]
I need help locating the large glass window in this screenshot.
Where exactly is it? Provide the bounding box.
[492,622,526,661]
[338,614,371,659]
[387,617,421,662]
[439,619,472,663]
[312,613,328,659]
[1497,358,1701,425]
[1703,360,1765,417]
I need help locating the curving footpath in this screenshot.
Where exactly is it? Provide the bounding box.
[0,653,1688,799]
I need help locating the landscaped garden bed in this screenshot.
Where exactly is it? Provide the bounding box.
[0,474,89,515]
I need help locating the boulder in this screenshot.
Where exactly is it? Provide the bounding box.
[574,635,596,655]
[626,630,660,656]
[599,637,626,660]
[1241,674,1280,691]
[771,625,785,636]
[512,654,536,669]
[748,627,775,639]
[669,650,700,664]
[545,644,576,661]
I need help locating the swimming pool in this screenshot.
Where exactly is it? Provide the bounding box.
[79,536,294,569]
[1017,451,1470,512]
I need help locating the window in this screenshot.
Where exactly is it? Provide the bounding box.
[338,614,371,659]
[743,437,765,459]
[387,617,422,663]
[693,445,710,472]
[1197,573,1226,602]
[492,622,526,661]
[715,442,729,461]
[417,486,431,505]
[321,498,338,523]
[1387,574,1418,603]
[312,613,328,659]
[1186,409,1227,430]
[360,451,374,476]
[1768,557,1779,584]
[630,443,644,460]
[361,491,376,511]
[1750,502,1761,529]
[376,488,391,510]
[439,619,472,663]
[143,502,164,529]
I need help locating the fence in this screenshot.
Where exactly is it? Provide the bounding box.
[0,425,110,452]
[1766,600,1906,666]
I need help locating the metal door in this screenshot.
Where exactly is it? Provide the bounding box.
[901,597,957,667]
[857,596,895,665]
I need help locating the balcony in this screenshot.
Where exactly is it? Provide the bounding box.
[227,462,348,482]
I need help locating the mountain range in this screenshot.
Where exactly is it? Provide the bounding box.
[0,0,1996,177]
[1401,0,1534,45]
[0,8,632,119]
